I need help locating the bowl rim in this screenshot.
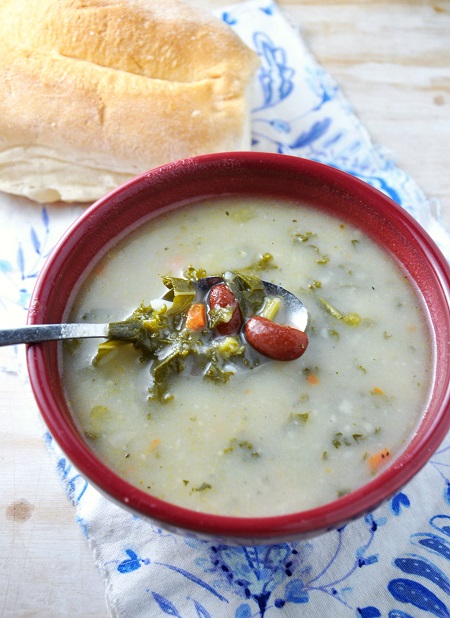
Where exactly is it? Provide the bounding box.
[27,152,450,541]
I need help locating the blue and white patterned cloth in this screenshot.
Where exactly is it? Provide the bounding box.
[1,1,450,616]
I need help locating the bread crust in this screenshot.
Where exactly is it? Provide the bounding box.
[0,0,259,203]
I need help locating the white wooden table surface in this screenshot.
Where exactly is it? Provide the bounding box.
[1,2,449,616]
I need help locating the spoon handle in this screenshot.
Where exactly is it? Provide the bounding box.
[0,323,109,346]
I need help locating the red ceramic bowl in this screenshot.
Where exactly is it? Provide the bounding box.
[27,152,450,544]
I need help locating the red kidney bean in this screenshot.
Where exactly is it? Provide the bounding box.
[244,316,308,361]
[208,284,242,336]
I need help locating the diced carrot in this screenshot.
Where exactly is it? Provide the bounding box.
[148,439,160,453]
[370,387,384,396]
[369,448,391,472]
[185,303,207,331]
[307,373,320,385]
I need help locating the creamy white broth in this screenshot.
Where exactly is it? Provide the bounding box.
[62,197,433,517]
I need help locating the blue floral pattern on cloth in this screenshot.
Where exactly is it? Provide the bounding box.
[1,1,450,616]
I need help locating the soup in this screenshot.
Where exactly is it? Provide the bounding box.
[62,197,433,517]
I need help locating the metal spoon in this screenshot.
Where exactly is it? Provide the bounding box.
[0,277,308,347]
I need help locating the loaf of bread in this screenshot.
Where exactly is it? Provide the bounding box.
[0,0,259,203]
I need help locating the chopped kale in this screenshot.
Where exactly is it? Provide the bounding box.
[226,271,266,317]
[191,482,212,493]
[318,297,362,326]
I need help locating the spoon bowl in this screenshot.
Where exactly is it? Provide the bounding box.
[0,277,308,359]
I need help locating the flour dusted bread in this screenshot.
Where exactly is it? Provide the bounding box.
[0,0,259,203]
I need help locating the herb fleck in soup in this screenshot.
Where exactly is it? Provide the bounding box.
[62,197,433,517]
